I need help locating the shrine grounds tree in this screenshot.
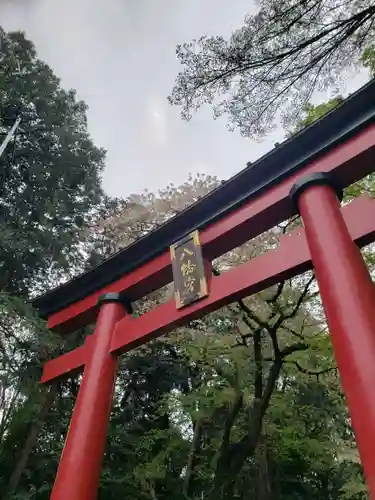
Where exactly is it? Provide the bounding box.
[169,0,375,137]
[0,170,369,499]
[0,26,115,497]
[0,28,107,294]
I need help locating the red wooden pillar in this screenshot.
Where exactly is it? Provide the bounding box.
[50,293,127,500]
[290,173,375,497]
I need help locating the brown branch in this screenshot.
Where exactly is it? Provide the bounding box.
[279,342,309,359]
[268,326,281,359]
[252,6,375,69]
[285,274,315,319]
[210,337,309,498]
[237,341,309,452]
[276,215,300,235]
[209,388,244,498]
[237,299,283,361]
[223,390,244,447]
[282,325,305,340]
[234,330,254,347]
[272,274,315,331]
[253,330,263,399]
[287,361,338,378]
[7,383,59,493]
[237,298,269,329]
[224,357,283,484]
[213,268,275,355]
[265,281,285,304]
[197,7,375,93]
[237,306,259,332]
[259,359,283,416]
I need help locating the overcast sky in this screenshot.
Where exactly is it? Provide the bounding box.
[0,0,369,198]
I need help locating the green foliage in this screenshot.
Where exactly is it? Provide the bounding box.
[0,28,106,293]
[290,98,375,208]
[289,97,344,135]
[362,45,375,76]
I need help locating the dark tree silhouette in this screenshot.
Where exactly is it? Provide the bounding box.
[0,28,106,293]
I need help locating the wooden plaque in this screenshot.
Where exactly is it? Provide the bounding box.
[170,230,208,309]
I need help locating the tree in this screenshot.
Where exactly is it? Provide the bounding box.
[288,97,344,135]
[0,172,368,500]
[0,26,113,497]
[0,28,106,294]
[291,98,375,202]
[168,0,375,137]
[362,44,375,76]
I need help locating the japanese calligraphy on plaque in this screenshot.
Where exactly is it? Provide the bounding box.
[170,230,209,309]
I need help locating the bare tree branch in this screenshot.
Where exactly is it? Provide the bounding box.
[254,330,263,399]
[169,1,375,136]
[287,361,338,378]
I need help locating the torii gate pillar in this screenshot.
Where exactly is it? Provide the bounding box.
[291,173,375,494]
[50,294,127,500]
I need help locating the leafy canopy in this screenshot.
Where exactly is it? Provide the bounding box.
[0,28,106,294]
[169,0,375,137]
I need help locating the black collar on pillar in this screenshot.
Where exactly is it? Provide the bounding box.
[97,292,133,314]
[289,172,344,213]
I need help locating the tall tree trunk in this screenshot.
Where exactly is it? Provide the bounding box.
[209,360,284,500]
[7,383,58,494]
[255,437,271,500]
[208,468,237,500]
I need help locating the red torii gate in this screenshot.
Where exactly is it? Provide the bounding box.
[33,79,375,500]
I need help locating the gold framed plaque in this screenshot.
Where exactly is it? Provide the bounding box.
[170,230,209,309]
